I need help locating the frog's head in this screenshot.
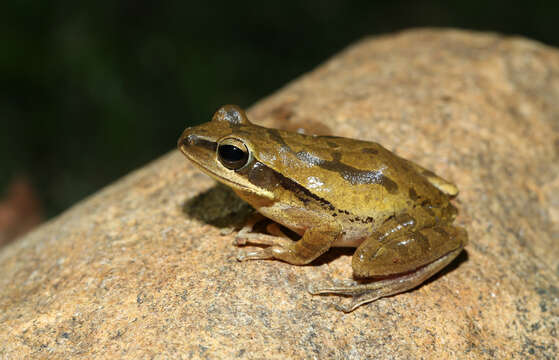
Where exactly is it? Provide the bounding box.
[178,105,277,202]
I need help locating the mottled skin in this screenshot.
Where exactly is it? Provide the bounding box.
[178,105,468,311]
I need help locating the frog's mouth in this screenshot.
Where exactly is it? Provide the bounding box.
[183,154,253,192]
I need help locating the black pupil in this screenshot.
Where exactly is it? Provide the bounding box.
[218,144,245,162]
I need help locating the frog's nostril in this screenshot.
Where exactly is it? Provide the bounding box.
[186,134,196,145]
[181,134,198,146]
[177,132,194,148]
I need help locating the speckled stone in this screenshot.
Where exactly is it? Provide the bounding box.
[1,29,557,359]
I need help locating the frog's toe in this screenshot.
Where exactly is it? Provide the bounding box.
[233,235,247,246]
[234,232,296,247]
[334,299,357,313]
[307,279,358,295]
[335,293,384,313]
[307,282,327,294]
[236,248,274,261]
[220,227,235,236]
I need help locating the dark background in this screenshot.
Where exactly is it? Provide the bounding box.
[2,1,558,219]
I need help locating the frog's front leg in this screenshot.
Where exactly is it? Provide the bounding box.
[234,213,294,247]
[237,226,340,265]
[309,225,467,312]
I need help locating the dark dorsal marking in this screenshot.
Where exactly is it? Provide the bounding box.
[409,187,419,201]
[421,200,435,216]
[266,129,290,150]
[362,148,379,155]
[317,157,398,193]
[267,130,399,193]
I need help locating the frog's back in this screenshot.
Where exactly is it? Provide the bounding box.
[247,127,453,221]
[313,135,452,214]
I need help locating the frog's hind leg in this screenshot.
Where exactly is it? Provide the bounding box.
[309,225,467,312]
[309,247,463,312]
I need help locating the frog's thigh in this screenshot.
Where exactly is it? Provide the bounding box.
[237,226,339,265]
[352,225,467,277]
[310,226,467,312]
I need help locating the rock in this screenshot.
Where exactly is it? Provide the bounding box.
[0,29,557,359]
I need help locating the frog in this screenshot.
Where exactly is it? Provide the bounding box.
[178,105,468,312]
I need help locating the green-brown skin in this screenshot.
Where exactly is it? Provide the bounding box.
[178,105,468,312]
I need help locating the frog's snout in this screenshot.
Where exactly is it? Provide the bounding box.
[177,128,194,148]
[177,130,218,156]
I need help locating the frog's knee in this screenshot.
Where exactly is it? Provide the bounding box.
[351,239,388,277]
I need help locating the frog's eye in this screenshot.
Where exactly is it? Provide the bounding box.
[217,138,249,170]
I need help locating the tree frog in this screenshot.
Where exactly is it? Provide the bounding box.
[178,105,468,312]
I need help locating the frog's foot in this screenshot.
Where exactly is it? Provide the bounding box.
[235,218,298,261]
[237,227,339,265]
[235,234,298,262]
[308,247,463,312]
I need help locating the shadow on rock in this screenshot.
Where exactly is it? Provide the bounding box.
[182,183,254,229]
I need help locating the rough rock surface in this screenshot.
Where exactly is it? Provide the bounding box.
[1,29,557,359]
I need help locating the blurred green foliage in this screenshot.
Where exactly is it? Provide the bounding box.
[1,1,558,217]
